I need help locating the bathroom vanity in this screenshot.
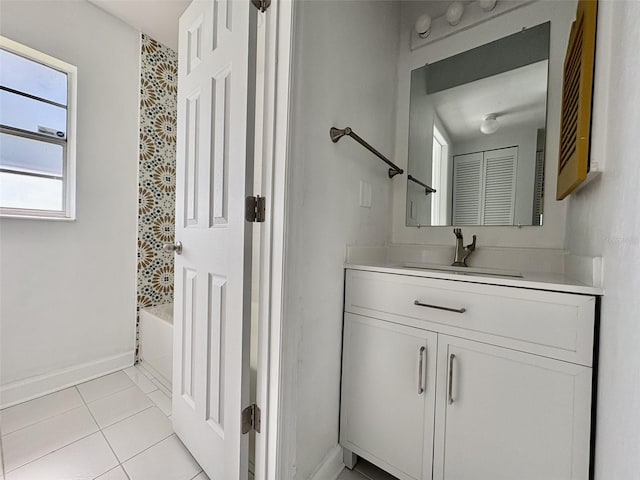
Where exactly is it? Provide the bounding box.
[340,264,600,480]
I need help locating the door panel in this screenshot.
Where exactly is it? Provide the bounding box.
[211,67,230,226]
[173,1,257,479]
[433,335,592,480]
[482,147,517,225]
[452,152,483,225]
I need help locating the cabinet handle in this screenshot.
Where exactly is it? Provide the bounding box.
[414,300,466,314]
[448,353,456,405]
[418,346,426,394]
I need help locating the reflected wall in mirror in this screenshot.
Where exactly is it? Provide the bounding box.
[406,22,550,227]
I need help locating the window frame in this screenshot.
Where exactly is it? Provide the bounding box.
[431,124,449,226]
[0,36,77,220]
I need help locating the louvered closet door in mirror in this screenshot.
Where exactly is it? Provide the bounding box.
[452,148,517,226]
[452,152,483,225]
[172,1,257,479]
[482,147,517,225]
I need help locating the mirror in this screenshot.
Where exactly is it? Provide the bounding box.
[406,22,550,227]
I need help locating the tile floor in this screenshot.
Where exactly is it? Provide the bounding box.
[0,366,396,480]
[0,365,206,480]
[337,459,399,480]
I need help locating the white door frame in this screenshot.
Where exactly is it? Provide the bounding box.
[253,0,296,479]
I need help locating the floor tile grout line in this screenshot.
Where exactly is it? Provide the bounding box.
[115,431,174,465]
[116,433,179,470]
[0,388,86,436]
[2,383,153,476]
[97,404,156,431]
[0,368,138,414]
[149,377,171,392]
[3,428,100,474]
[3,387,102,474]
[124,364,155,380]
[76,385,130,480]
[2,368,180,480]
[0,401,88,438]
[148,380,171,398]
[145,390,172,416]
[122,368,159,396]
[82,381,145,407]
[0,386,77,412]
[134,370,201,475]
[118,464,132,480]
[188,470,204,480]
[146,387,170,400]
[132,363,154,379]
[101,465,131,480]
[82,374,172,475]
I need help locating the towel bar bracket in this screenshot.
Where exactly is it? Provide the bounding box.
[330,126,404,179]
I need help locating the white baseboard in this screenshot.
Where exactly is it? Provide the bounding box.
[309,445,345,480]
[0,351,135,409]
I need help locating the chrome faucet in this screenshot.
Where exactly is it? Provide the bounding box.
[451,228,477,267]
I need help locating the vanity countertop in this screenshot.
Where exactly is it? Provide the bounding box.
[345,262,604,296]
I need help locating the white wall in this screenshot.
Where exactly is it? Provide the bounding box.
[392,0,575,249]
[564,1,640,477]
[282,1,399,477]
[0,1,139,405]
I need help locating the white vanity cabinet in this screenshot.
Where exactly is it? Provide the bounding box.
[341,313,438,480]
[433,336,592,480]
[340,268,598,480]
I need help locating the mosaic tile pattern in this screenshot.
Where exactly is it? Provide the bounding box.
[136,34,178,359]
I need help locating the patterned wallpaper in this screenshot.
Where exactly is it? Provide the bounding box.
[135,34,178,359]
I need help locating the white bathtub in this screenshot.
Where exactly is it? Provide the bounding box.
[139,301,258,401]
[140,303,174,391]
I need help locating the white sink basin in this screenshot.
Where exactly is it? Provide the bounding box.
[401,262,523,278]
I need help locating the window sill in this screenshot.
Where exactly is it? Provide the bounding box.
[0,210,76,221]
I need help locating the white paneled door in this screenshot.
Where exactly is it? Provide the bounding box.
[173,1,257,479]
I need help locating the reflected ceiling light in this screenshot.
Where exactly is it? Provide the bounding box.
[415,13,432,38]
[480,114,500,135]
[479,0,497,12]
[446,2,465,26]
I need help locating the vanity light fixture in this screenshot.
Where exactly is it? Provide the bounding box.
[479,0,497,12]
[480,114,500,135]
[446,1,465,26]
[415,13,432,38]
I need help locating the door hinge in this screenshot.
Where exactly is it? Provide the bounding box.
[242,403,261,434]
[251,0,271,12]
[245,195,266,223]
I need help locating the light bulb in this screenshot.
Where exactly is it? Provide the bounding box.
[446,1,464,26]
[479,0,497,12]
[415,14,432,38]
[480,114,499,135]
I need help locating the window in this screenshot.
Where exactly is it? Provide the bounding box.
[0,36,77,219]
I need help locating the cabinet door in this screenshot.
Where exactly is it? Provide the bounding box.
[433,335,592,480]
[341,313,437,480]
